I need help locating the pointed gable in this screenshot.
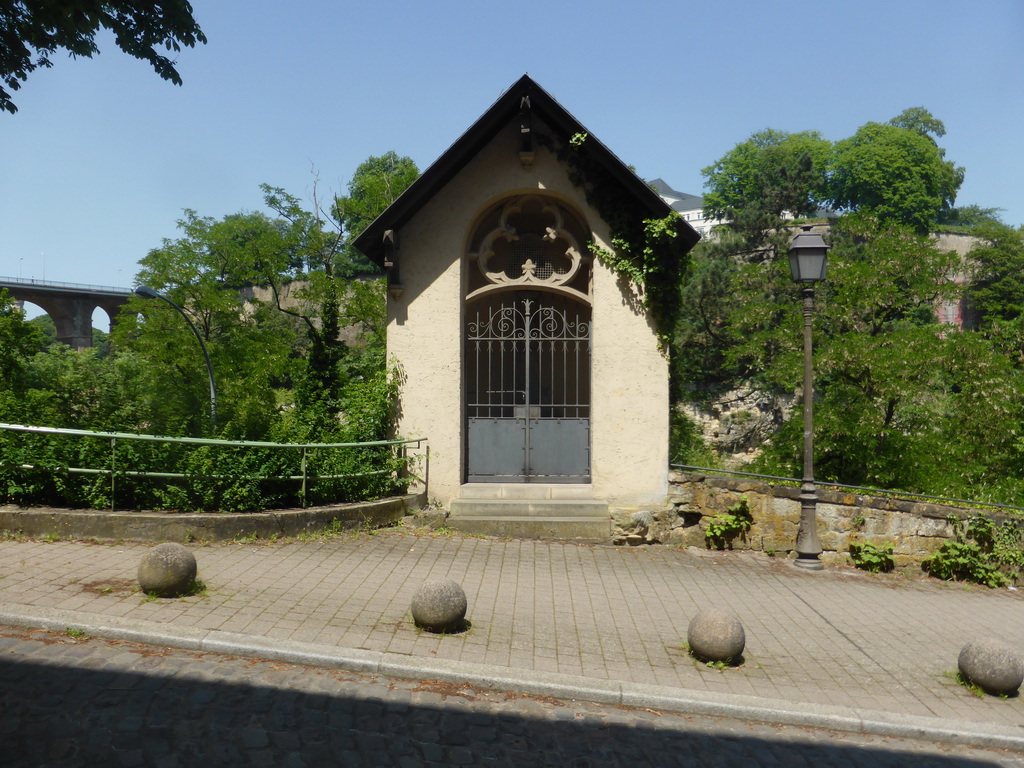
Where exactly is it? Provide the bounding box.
[354,75,699,266]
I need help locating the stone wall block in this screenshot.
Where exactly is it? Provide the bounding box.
[821,551,847,567]
[815,503,843,532]
[818,529,847,552]
[864,511,896,535]
[915,516,956,538]
[769,495,800,521]
[832,514,856,533]
[665,526,708,548]
[668,487,695,505]
[663,477,983,568]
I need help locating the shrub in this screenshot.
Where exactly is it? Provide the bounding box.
[849,540,894,573]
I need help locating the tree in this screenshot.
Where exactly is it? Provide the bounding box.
[887,106,947,140]
[703,108,965,236]
[820,215,958,337]
[1,0,206,114]
[682,109,1024,501]
[0,289,46,399]
[701,129,831,240]
[964,223,1024,329]
[936,204,1005,230]
[121,157,415,438]
[672,213,1024,500]
[827,110,964,233]
[332,151,420,277]
[117,209,296,437]
[796,217,961,488]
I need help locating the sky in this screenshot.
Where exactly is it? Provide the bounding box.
[2,0,1022,322]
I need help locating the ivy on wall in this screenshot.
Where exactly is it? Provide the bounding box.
[544,131,692,350]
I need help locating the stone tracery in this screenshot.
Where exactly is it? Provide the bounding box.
[467,195,590,303]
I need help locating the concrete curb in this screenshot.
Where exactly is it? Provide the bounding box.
[0,493,425,543]
[3,603,1022,752]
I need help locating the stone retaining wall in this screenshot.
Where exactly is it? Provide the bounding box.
[611,471,1014,568]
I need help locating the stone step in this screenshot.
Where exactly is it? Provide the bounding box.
[449,498,608,518]
[459,483,594,501]
[446,515,611,542]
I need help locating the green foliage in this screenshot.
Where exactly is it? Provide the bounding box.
[672,239,739,390]
[672,207,1024,503]
[827,113,964,233]
[332,151,420,277]
[964,223,1024,330]
[1,156,418,512]
[704,495,752,547]
[922,515,1024,588]
[0,416,410,512]
[703,107,964,237]
[935,205,1005,231]
[0,0,206,113]
[951,670,986,698]
[0,290,46,380]
[590,216,690,351]
[701,128,831,238]
[887,107,947,140]
[848,541,894,573]
[549,131,692,350]
[669,409,718,466]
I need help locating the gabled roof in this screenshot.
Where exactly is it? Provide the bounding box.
[648,178,705,213]
[354,75,700,265]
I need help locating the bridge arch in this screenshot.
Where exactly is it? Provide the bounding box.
[1,278,131,349]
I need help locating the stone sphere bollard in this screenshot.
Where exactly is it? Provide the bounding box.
[687,609,745,664]
[137,543,197,597]
[958,638,1024,696]
[411,578,467,633]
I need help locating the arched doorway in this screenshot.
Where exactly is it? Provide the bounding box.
[464,195,592,483]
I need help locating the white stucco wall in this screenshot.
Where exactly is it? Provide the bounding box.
[389,121,668,507]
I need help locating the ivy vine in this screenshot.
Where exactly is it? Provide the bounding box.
[539,131,693,350]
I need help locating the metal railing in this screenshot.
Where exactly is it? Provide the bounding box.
[671,463,1024,514]
[0,423,427,510]
[0,276,132,295]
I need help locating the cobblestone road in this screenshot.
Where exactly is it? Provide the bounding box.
[2,627,1022,768]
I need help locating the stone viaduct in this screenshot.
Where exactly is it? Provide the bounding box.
[0,277,132,349]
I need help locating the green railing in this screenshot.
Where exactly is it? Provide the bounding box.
[0,423,427,510]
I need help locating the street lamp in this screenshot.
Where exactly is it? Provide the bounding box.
[788,225,830,571]
[134,285,217,429]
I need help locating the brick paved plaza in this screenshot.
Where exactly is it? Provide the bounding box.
[1,527,1022,744]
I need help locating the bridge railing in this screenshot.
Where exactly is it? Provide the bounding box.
[0,276,132,295]
[0,423,427,512]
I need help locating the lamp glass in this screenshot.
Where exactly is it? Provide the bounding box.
[789,251,828,283]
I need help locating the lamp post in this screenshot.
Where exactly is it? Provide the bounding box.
[788,226,829,571]
[134,285,217,429]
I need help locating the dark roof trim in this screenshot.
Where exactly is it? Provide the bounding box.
[354,75,699,264]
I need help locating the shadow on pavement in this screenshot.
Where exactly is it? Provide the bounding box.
[0,646,1007,767]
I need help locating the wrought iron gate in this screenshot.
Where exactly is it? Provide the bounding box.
[465,292,591,482]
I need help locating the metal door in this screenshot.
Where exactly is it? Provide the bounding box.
[465,292,591,482]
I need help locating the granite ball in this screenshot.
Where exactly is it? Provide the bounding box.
[411,578,467,633]
[958,638,1024,696]
[137,543,197,597]
[687,609,745,663]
